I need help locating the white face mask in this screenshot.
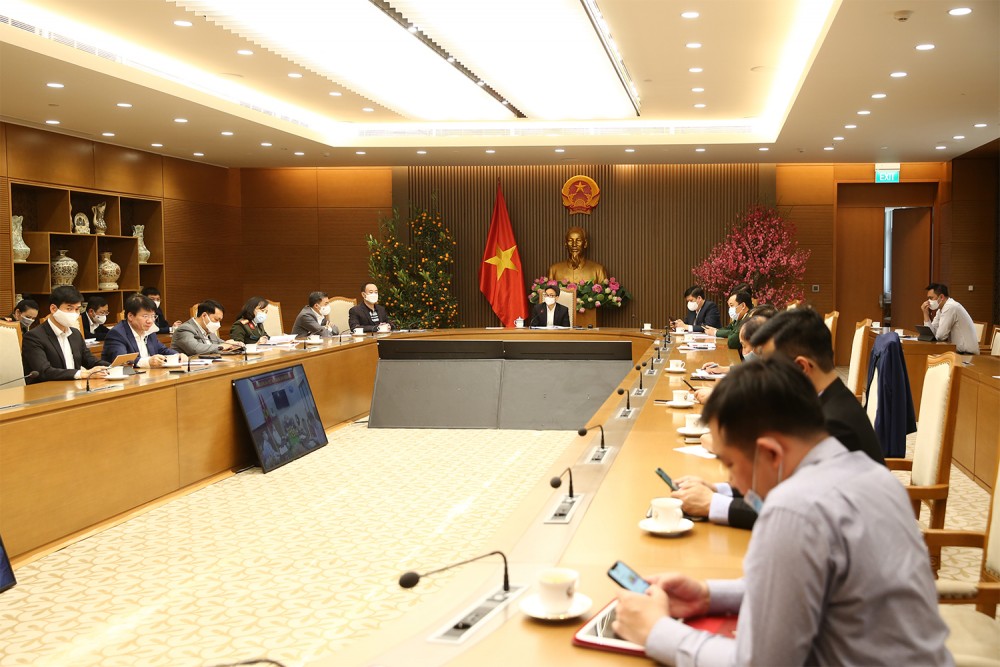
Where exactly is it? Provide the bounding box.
[728,306,737,319]
[92,313,107,325]
[544,296,556,306]
[20,315,35,327]
[928,298,940,311]
[52,308,79,329]
[365,293,379,305]
[319,304,331,316]
[687,300,698,312]
[150,299,161,308]
[205,319,221,334]
[146,321,159,335]
[254,311,267,324]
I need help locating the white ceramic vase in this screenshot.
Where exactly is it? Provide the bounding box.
[73,212,90,234]
[52,249,79,287]
[98,251,121,290]
[133,225,151,264]
[92,202,107,236]
[12,215,30,262]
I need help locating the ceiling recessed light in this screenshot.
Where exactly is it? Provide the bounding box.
[416,150,427,155]
[688,67,703,73]
[823,146,834,151]
[501,100,509,106]
[758,147,769,152]
[691,87,704,92]
[329,91,342,97]
[173,20,192,27]
[193,152,204,157]
[355,151,366,155]
[915,43,935,51]
[477,80,485,86]
[485,149,496,154]
[871,93,887,99]
[693,103,706,108]
[101,132,114,137]
[554,148,565,153]
[174,118,188,123]
[953,135,965,140]
[844,124,857,129]
[833,136,844,141]
[288,73,303,79]
[361,107,374,113]
[686,42,702,49]
[237,49,253,56]
[681,11,699,19]
[221,131,234,136]
[46,82,64,88]
[624,148,636,153]
[45,120,60,125]
[447,56,456,63]
[695,147,706,152]
[890,71,907,78]
[857,110,871,115]
[973,123,987,128]
[294,151,305,156]
[948,7,972,15]
[260,142,272,147]
[935,145,947,150]
[116,102,132,108]
[151,143,163,147]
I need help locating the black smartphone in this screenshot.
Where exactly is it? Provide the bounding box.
[655,468,679,491]
[607,560,650,594]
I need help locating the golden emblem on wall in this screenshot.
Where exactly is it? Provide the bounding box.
[561,175,600,215]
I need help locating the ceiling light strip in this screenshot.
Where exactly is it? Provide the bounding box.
[579,0,640,116]
[367,0,525,119]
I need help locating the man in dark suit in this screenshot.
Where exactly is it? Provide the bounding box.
[672,285,721,333]
[528,284,571,328]
[348,283,393,333]
[103,294,181,368]
[80,295,110,341]
[22,285,109,384]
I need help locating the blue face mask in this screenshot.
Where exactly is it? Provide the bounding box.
[744,445,782,514]
[254,311,267,324]
[743,350,757,362]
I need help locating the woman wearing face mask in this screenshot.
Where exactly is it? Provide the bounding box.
[3,299,39,334]
[229,297,271,344]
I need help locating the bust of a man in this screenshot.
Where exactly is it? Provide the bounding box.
[547,226,608,284]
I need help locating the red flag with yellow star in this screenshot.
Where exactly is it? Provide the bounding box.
[479,182,528,327]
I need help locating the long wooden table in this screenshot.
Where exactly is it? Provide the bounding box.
[952,355,1000,492]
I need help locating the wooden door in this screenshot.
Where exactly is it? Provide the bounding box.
[889,207,932,329]
[835,207,885,365]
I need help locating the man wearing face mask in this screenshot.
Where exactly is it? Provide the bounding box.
[141,286,182,334]
[81,295,110,341]
[921,282,979,355]
[528,284,571,328]
[613,357,951,667]
[21,286,109,384]
[672,286,720,333]
[172,300,241,356]
[349,283,393,333]
[703,290,751,349]
[291,292,339,338]
[102,294,182,368]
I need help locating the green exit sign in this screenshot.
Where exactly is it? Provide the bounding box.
[875,163,900,183]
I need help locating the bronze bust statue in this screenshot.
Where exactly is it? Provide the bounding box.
[547,226,608,284]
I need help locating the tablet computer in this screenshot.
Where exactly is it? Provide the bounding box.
[913,325,935,342]
[108,352,139,367]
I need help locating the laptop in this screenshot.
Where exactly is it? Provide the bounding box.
[913,325,935,342]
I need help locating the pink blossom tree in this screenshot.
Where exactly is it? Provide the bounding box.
[691,205,810,307]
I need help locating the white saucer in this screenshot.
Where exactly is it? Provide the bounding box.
[666,368,687,373]
[677,425,710,436]
[101,375,129,381]
[305,340,323,345]
[639,517,694,536]
[520,593,592,621]
[664,400,694,408]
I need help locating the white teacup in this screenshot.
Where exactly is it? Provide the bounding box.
[377,323,391,332]
[537,567,578,615]
[353,327,364,336]
[669,359,686,371]
[163,355,181,367]
[895,328,904,336]
[642,322,652,331]
[514,318,525,329]
[650,497,683,530]
[685,414,703,430]
[244,343,257,353]
[672,389,689,403]
[106,366,125,379]
[308,334,321,343]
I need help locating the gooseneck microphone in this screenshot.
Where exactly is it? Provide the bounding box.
[399,550,510,592]
[1,371,39,387]
[634,364,648,391]
[617,387,631,411]
[550,467,575,498]
[578,423,605,449]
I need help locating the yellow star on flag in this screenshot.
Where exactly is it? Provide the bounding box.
[484,244,519,280]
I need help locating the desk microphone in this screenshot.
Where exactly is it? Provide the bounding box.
[617,387,631,411]
[634,364,646,391]
[85,367,110,392]
[1,371,38,387]
[399,550,510,592]
[578,423,605,449]
[550,467,575,498]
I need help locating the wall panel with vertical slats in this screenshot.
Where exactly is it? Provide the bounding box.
[408,164,761,328]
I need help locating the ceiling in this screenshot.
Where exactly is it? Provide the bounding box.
[0,0,996,168]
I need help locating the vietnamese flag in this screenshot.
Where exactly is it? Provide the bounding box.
[479,182,528,327]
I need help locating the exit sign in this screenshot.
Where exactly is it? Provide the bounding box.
[875,163,900,183]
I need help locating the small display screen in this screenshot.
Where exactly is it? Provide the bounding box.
[0,533,16,594]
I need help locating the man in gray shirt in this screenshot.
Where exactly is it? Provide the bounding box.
[613,357,951,666]
[172,300,241,356]
[291,291,338,338]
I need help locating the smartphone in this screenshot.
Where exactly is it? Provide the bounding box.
[607,560,650,594]
[655,468,679,491]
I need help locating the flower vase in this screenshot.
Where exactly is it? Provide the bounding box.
[98,251,121,290]
[12,215,30,262]
[92,202,107,236]
[51,249,79,287]
[133,225,151,264]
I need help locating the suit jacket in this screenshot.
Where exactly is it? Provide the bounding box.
[865,332,916,458]
[348,304,391,332]
[153,306,170,335]
[22,322,106,383]
[80,314,109,341]
[820,377,886,465]
[683,300,721,333]
[528,302,570,328]
[290,306,338,337]
[102,320,176,362]
[727,491,757,530]
[171,318,224,356]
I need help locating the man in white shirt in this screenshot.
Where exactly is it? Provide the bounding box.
[922,282,979,354]
[21,286,109,383]
[102,295,183,368]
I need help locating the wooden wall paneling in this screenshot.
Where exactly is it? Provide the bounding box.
[833,164,875,182]
[408,164,762,329]
[241,168,318,209]
[834,206,885,364]
[94,144,164,198]
[163,157,240,207]
[901,163,947,181]
[776,165,835,204]
[4,123,95,188]
[0,176,11,314]
[317,207,382,298]
[836,182,938,207]
[0,123,6,177]
[317,168,393,208]
[242,207,318,246]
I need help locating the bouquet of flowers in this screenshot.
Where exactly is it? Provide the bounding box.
[528,276,631,313]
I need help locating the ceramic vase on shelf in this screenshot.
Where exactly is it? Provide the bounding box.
[51,249,79,287]
[12,215,30,263]
[98,252,121,290]
[133,225,151,264]
[72,212,90,234]
[92,202,107,236]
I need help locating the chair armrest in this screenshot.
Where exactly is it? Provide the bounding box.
[923,528,985,550]
[885,458,913,471]
[976,581,1000,604]
[906,484,950,501]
